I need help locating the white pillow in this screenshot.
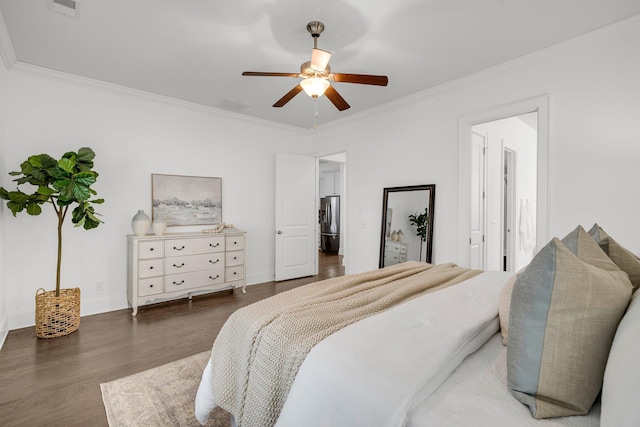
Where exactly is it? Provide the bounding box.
[601,291,640,426]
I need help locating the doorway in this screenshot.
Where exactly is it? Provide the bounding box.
[318,152,346,275]
[470,113,537,272]
[458,95,549,271]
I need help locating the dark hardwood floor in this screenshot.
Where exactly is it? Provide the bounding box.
[0,252,344,427]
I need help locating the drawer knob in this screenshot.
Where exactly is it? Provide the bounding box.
[209,275,219,280]
[233,272,237,275]
[210,243,220,247]
[149,284,154,288]
[173,246,185,251]
[233,241,237,245]
[173,280,185,286]
[149,266,154,270]
[150,248,154,251]
[233,256,237,260]
[173,263,185,268]
[209,259,219,264]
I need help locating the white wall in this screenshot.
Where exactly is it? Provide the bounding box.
[2,18,639,333]
[314,19,640,274]
[0,51,8,346]
[2,66,310,329]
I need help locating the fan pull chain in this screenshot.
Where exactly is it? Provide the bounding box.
[313,98,318,129]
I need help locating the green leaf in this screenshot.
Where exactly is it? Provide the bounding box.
[0,187,8,200]
[8,191,29,203]
[37,186,57,196]
[74,171,96,187]
[58,158,76,173]
[7,200,24,216]
[28,155,45,168]
[90,198,105,204]
[26,202,42,215]
[83,217,100,230]
[72,183,90,200]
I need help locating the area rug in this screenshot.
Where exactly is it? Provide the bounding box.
[100,351,231,427]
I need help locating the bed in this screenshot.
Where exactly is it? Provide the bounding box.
[195,225,640,427]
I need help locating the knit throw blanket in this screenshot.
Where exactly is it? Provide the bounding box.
[209,261,480,427]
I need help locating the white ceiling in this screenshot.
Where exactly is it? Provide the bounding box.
[1,1,639,130]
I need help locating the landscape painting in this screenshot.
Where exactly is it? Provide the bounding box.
[152,174,222,226]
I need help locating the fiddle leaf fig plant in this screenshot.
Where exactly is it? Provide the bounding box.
[408,207,429,261]
[0,147,104,296]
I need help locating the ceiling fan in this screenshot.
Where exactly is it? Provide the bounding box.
[242,21,388,111]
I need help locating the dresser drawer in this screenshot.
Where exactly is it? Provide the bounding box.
[384,252,401,265]
[138,277,163,296]
[225,235,244,251]
[138,258,164,278]
[139,240,164,259]
[384,241,406,254]
[165,269,225,292]
[226,251,244,267]
[226,265,244,282]
[164,252,225,275]
[164,236,225,257]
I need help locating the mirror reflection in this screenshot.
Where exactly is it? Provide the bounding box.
[379,184,436,268]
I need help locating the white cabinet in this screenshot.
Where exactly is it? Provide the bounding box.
[320,170,341,197]
[383,240,408,266]
[127,230,246,316]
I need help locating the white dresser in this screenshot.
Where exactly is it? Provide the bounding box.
[384,240,408,266]
[127,230,246,316]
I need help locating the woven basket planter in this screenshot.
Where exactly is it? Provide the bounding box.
[35,288,81,338]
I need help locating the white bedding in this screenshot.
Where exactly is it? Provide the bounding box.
[409,333,601,426]
[197,270,595,427]
[275,270,509,427]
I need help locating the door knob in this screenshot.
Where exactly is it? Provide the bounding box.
[277,230,283,234]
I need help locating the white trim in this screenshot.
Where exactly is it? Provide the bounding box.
[458,95,549,267]
[9,62,309,134]
[315,13,640,133]
[0,8,16,70]
[0,315,8,351]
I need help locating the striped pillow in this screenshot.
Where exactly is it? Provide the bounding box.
[507,226,632,419]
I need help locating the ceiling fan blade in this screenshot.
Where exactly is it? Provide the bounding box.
[330,73,388,86]
[273,85,304,108]
[324,85,350,111]
[311,48,332,72]
[242,72,300,78]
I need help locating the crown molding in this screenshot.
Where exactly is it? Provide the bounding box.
[315,13,640,134]
[9,61,311,135]
[0,8,17,70]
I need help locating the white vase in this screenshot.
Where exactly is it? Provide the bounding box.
[397,229,404,242]
[131,210,150,237]
[390,230,398,241]
[152,217,168,236]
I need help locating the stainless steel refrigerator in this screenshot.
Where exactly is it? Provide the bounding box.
[320,195,340,253]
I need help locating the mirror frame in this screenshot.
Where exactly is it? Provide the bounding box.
[379,184,436,268]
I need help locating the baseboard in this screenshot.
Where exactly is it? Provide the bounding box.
[0,315,8,351]
[8,294,128,331]
[247,271,275,286]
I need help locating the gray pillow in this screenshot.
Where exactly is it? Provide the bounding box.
[507,226,632,419]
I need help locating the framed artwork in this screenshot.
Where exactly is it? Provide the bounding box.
[151,174,222,226]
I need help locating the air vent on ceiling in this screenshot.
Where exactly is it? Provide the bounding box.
[219,98,251,112]
[48,0,80,19]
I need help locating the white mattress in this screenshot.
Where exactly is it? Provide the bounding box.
[409,333,601,426]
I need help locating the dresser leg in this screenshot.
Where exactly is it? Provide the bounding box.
[132,307,138,317]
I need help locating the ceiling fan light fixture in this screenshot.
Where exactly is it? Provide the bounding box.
[300,77,330,98]
[311,48,332,72]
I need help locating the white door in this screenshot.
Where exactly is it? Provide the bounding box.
[275,153,317,281]
[469,132,487,269]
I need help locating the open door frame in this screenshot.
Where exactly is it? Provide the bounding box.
[458,95,549,268]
